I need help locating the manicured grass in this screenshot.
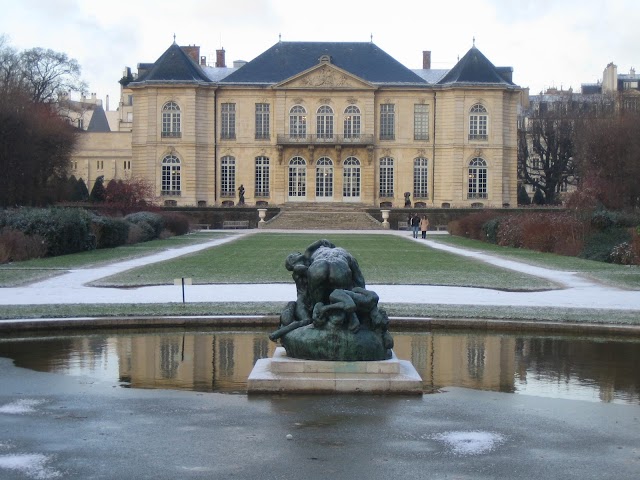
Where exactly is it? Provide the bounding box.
[0,232,226,287]
[2,302,640,325]
[92,233,557,291]
[430,235,640,290]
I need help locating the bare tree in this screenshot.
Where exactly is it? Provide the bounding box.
[518,97,578,205]
[573,109,640,210]
[0,39,80,206]
[18,47,87,103]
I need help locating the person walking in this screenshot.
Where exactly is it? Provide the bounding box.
[420,215,430,239]
[410,214,420,239]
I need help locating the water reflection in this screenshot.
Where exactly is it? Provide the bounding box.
[1,329,638,404]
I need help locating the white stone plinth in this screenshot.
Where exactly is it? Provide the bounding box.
[247,347,423,394]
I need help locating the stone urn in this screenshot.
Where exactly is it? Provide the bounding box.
[381,209,390,229]
[258,208,267,227]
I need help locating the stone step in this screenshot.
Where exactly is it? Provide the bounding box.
[264,210,383,230]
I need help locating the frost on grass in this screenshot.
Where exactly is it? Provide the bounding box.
[0,399,44,414]
[432,431,505,455]
[0,454,61,479]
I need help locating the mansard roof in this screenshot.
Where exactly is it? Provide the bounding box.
[219,41,427,86]
[134,43,211,85]
[438,46,515,86]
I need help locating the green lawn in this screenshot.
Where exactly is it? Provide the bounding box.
[429,235,640,290]
[91,233,558,291]
[0,232,226,287]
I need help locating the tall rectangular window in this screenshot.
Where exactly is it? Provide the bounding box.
[379,157,394,197]
[469,104,488,140]
[413,158,428,197]
[255,103,270,140]
[414,104,429,140]
[255,156,270,197]
[221,156,236,196]
[380,104,395,140]
[221,103,236,139]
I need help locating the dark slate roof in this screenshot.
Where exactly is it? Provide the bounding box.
[86,105,111,132]
[438,46,516,86]
[219,42,427,86]
[133,43,211,84]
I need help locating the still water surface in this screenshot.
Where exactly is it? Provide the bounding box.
[1,328,638,405]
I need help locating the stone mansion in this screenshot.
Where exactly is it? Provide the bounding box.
[71,40,521,208]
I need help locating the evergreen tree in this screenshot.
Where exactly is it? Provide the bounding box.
[71,177,89,201]
[89,175,106,203]
[517,184,531,206]
[533,187,546,205]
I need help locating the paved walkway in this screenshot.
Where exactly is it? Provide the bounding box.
[1,229,639,310]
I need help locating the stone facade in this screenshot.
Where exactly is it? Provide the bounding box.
[71,41,521,208]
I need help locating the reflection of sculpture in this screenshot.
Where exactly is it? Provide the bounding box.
[269,239,393,361]
[238,184,245,205]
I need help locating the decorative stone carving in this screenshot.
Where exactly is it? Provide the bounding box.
[299,66,350,87]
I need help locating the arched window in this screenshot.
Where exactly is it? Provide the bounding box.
[379,157,394,197]
[255,156,270,197]
[468,157,487,199]
[316,105,334,139]
[469,104,488,140]
[161,155,181,195]
[289,105,307,138]
[315,157,333,198]
[413,157,428,198]
[221,156,236,197]
[343,105,361,139]
[162,101,181,137]
[288,157,306,198]
[343,157,361,199]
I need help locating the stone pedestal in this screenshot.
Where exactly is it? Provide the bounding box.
[247,347,422,394]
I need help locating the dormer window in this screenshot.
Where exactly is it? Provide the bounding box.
[319,55,331,64]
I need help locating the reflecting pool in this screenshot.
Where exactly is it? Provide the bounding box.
[1,328,638,404]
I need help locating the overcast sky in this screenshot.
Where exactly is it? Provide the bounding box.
[1,0,637,110]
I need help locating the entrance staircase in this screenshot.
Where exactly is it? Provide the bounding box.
[262,203,384,230]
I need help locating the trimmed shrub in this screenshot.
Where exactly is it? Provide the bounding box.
[125,212,164,239]
[496,215,524,248]
[0,228,47,263]
[0,208,93,257]
[126,221,155,244]
[159,212,190,236]
[609,242,636,265]
[91,216,130,249]
[481,217,502,244]
[580,228,631,263]
[591,209,616,231]
[448,211,500,240]
[517,184,531,206]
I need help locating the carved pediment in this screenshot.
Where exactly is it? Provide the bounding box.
[276,64,374,90]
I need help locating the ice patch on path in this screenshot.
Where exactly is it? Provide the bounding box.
[432,431,505,455]
[0,399,44,414]
[0,454,61,479]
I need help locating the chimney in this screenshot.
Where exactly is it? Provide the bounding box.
[106,95,109,111]
[200,55,206,66]
[216,48,226,68]
[180,45,201,64]
[423,51,431,69]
